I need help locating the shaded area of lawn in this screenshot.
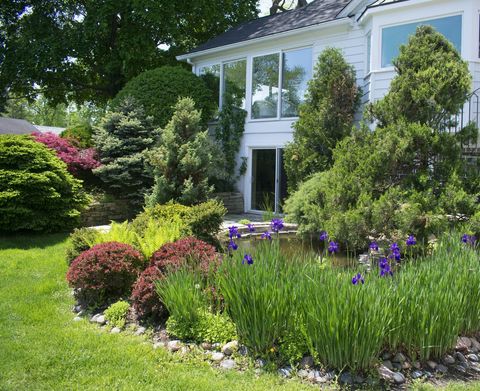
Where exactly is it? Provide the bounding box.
[0,234,311,390]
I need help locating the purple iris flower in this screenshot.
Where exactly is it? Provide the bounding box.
[319,231,328,241]
[352,273,365,285]
[389,242,401,261]
[261,231,272,241]
[328,241,339,254]
[271,218,284,233]
[247,223,255,233]
[228,240,238,251]
[228,226,241,239]
[406,235,417,246]
[369,241,379,251]
[462,234,477,245]
[379,257,393,277]
[242,254,254,265]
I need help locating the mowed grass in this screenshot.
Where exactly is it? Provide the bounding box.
[0,234,312,391]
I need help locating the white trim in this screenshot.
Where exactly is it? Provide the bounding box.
[176,18,350,61]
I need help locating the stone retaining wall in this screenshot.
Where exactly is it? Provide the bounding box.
[80,199,132,227]
[214,192,244,214]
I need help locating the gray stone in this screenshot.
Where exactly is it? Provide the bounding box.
[325,371,336,381]
[413,361,421,369]
[299,355,314,369]
[377,365,395,381]
[436,364,448,374]
[353,375,364,384]
[382,352,392,360]
[297,369,309,379]
[221,340,239,356]
[339,372,353,385]
[135,326,146,336]
[392,352,406,363]
[314,376,328,384]
[455,364,467,373]
[211,352,225,362]
[455,352,467,363]
[212,343,221,350]
[179,346,189,355]
[471,338,480,352]
[238,345,248,356]
[444,355,456,365]
[219,359,236,370]
[73,305,83,313]
[402,361,411,370]
[278,367,292,378]
[90,314,106,325]
[382,360,394,371]
[73,316,82,322]
[110,327,121,334]
[167,340,183,352]
[306,371,316,381]
[426,360,437,370]
[201,342,212,350]
[468,354,479,362]
[393,372,406,385]
[255,358,266,368]
[456,336,472,351]
[411,370,423,379]
[392,362,402,371]
[153,342,165,349]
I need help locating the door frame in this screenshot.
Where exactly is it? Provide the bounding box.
[248,146,285,214]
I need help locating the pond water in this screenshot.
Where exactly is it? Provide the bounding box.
[235,233,357,268]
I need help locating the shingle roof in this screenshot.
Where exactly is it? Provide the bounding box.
[0,117,37,135]
[185,0,353,56]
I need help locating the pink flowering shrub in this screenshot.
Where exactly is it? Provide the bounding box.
[32,132,100,175]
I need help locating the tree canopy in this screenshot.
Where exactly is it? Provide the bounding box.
[0,0,259,110]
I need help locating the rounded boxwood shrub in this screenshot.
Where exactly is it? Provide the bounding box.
[0,135,90,233]
[112,66,216,128]
[67,242,145,307]
[131,237,220,319]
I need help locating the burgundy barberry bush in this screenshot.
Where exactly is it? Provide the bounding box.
[67,242,145,306]
[32,131,100,175]
[131,237,220,319]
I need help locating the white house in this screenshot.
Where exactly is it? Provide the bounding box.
[177,0,480,214]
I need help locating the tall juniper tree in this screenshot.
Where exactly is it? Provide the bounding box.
[93,98,159,209]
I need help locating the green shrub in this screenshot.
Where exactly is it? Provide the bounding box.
[196,312,237,344]
[91,219,182,259]
[65,227,100,265]
[238,219,250,225]
[284,47,361,191]
[146,98,224,206]
[112,66,215,128]
[0,135,89,233]
[285,27,477,250]
[133,200,226,248]
[104,301,130,328]
[61,124,94,148]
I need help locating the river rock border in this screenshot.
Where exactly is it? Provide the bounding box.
[72,306,480,388]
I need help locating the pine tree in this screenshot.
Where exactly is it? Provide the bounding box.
[93,98,159,209]
[147,98,223,206]
[283,48,361,191]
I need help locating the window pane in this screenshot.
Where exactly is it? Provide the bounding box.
[281,48,312,117]
[382,15,462,68]
[223,60,246,109]
[199,65,220,109]
[251,53,280,119]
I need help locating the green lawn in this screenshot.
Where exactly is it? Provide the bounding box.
[1,234,479,391]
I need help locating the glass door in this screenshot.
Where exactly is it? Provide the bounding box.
[251,148,288,213]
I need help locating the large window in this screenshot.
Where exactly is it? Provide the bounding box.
[251,53,280,119]
[223,59,247,109]
[251,47,312,120]
[281,47,312,117]
[381,15,462,68]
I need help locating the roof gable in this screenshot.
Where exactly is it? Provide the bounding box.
[183,0,353,57]
[0,117,37,135]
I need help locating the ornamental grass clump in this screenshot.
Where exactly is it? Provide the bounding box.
[299,266,392,371]
[217,240,305,355]
[387,234,480,360]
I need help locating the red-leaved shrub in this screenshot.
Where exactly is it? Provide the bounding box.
[67,241,145,306]
[131,237,220,319]
[32,131,100,175]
